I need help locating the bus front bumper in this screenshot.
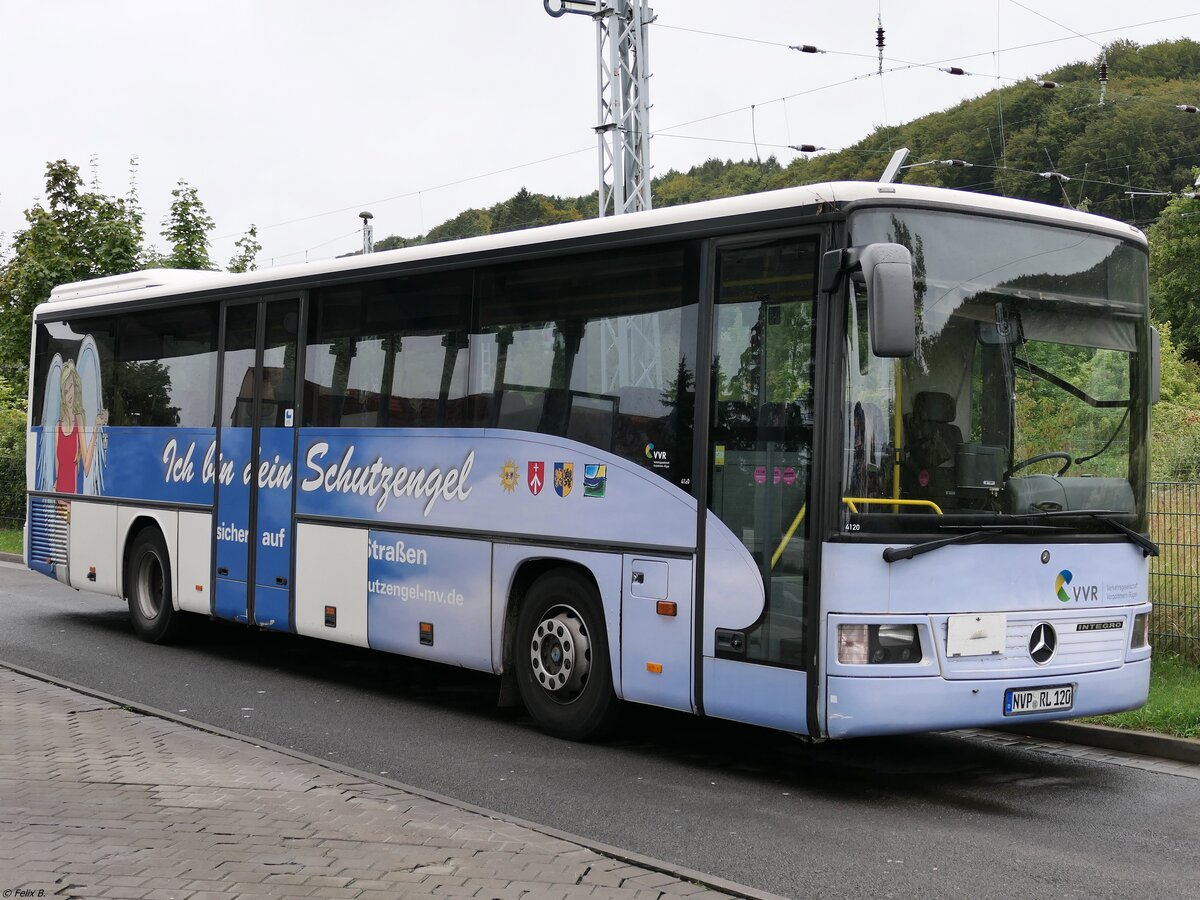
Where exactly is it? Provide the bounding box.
[825,657,1150,739]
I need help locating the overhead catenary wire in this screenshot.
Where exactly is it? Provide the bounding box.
[651,12,1200,79]
[273,111,1197,263]
[213,146,594,241]
[996,0,1007,188]
[1007,0,1106,51]
[652,19,1200,146]
[653,69,1199,187]
[268,228,365,267]
[220,10,1200,248]
[651,12,1200,65]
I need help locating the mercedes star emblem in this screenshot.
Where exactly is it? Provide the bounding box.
[1029,622,1057,664]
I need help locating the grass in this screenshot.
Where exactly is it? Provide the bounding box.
[0,526,20,555]
[1084,653,1200,739]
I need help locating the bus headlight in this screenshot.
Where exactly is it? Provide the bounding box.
[837,624,923,664]
[838,624,869,664]
[1131,612,1150,650]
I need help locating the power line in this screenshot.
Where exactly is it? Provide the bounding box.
[214,147,593,241]
[651,12,1200,73]
[1006,0,1105,51]
[220,11,1200,246]
[268,228,363,267]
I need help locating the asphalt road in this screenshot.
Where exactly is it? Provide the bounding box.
[2,562,1198,899]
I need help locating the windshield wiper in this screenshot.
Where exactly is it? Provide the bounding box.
[883,524,1068,563]
[1011,509,1159,557]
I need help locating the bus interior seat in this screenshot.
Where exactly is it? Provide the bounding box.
[565,391,617,452]
[904,391,961,509]
[495,386,545,432]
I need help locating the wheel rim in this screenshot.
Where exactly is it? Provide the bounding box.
[529,604,592,703]
[135,550,165,621]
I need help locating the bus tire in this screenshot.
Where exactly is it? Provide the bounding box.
[126,528,184,644]
[515,569,619,741]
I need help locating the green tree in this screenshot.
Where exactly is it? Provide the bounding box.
[1149,322,1200,480]
[1148,181,1200,360]
[0,375,25,456]
[492,187,544,233]
[0,160,143,393]
[112,360,180,426]
[227,224,262,273]
[373,234,421,252]
[160,180,216,270]
[425,207,492,243]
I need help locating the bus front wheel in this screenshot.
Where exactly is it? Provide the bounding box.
[515,570,618,740]
[126,528,184,644]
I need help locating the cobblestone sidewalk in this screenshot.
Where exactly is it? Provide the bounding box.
[0,668,751,899]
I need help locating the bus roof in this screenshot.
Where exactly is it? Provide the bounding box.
[39,181,1147,317]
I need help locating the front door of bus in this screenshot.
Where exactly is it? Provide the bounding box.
[702,235,819,732]
[214,298,300,631]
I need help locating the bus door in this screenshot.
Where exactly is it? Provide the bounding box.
[700,235,820,733]
[214,297,301,631]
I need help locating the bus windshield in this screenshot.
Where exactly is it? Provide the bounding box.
[843,208,1150,536]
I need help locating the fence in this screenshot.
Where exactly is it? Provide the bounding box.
[0,456,22,534]
[1149,482,1200,661]
[0,459,1196,657]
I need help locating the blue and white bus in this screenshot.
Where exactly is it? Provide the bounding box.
[25,182,1157,739]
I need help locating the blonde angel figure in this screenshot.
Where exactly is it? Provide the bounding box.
[52,359,108,494]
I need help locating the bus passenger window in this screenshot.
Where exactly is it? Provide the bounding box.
[472,243,698,488]
[304,273,471,428]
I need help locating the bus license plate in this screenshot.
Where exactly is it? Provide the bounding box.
[1004,684,1073,716]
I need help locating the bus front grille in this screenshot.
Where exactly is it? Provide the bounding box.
[936,610,1128,679]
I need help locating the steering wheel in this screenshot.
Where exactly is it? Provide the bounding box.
[1007,451,1072,478]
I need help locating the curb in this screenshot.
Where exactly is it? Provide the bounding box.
[0,550,21,564]
[0,659,786,900]
[997,720,1200,765]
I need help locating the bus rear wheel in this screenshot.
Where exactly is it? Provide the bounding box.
[515,570,618,740]
[126,528,184,644]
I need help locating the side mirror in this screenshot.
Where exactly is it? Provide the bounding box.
[1150,326,1161,405]
[856,243,916,358]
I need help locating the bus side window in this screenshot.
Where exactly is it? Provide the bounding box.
[304,274,471,429]
[473,244,697,486]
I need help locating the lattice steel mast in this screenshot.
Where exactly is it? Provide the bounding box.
[545,0,654,216]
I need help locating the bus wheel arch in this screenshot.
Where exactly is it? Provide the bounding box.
[506,561,619,740]
[123,521,185,644]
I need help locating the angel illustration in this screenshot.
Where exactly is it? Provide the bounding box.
[36,334,109,496]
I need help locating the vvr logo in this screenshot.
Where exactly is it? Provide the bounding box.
[1055,570,1072,602]
[1056,569,1099,603]
[644,442,668,464]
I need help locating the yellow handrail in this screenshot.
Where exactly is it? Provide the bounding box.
[843,497,944,515]
[771,503,807,569]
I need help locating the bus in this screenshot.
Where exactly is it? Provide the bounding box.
[25,181,1158,740]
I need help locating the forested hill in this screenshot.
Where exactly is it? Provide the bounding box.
[373,37,1200,251]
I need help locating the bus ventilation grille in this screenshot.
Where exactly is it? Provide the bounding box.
[28,497,68,569]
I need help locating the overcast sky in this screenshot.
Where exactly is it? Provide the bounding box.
[1,1,1196,270]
